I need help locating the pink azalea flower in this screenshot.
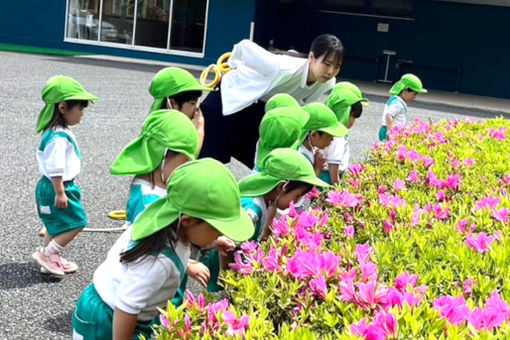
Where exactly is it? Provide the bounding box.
[410,204,424,227]
[272,217,290,238]
[207,299,229,325]
[327,190,362,208]
[463,158,475,167]
[436,189,446,202]
[503,174,510,185]
[229,252,253,274]
[407,149,422,162]
[295,227,323,250]
[287,249,342,279]
[425,170,442,188]
[393,178,406,192]
[492,208,509,224]
[396,146,408,162]
[433,295,469,325]
[407,169,420,183]
[262,245,282,272]
[467,291,510,331]
[350,318,369,337]
[443,175,461,191]
[304,186,319,200]
[466,232,495,254]
[403,292,424,308]
[309,274,328,301]
[378,185,387,194]
[422,156,435,169]
[223,311,250,337]
[433,203,450,220]
[434,131,447,144]
[339,277,357,303]
[360,261,378,282]
[372,311,398,338]
[349,164,365,177]
[345,225,355,239]
[287,201,299,218]
[451,158,460,169]
[357,280,389,310]
[383,219,395,234]
[348,178,360,189]
[463,278,476,295]
[476,196,501,211]
[355,243,374,263]
[456,219,469,234]
[394,272,418,292]
[160,315,170,328]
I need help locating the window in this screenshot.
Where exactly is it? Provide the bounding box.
[66,0,208,55]
[318,0,414,18]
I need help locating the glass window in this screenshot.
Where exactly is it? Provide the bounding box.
[101,0,135,44]
[319,0,414,17]
[169,0,207,53]
[323,0,364,10]
[67,0,101,41]
[135,0,170,48]
[371,0,413,16]
[66,0,208,53]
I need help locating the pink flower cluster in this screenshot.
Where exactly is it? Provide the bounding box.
[434,291,510,331]
[328,189,363,209]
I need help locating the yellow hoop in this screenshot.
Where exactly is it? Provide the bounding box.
[108,210,127,220]
[200,64,221,89]
[216,52,232,73]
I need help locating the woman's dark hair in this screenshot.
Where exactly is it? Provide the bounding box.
[310,34,345,66]
[120,220,179,263]
[284,180,313,193]
[350,101,363,119]
[48,100,89,129]
[165,90,202,109]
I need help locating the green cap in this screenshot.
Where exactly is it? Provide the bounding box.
[325,82,368,127]
[149,67,212,112]
[256,106,310,168]
[239,148,330,197]
[389,73,427,95]
[37,76,98,133]
[264,93,299,112]
[131,158,254,241]
[302,102,348,138]
[110,109,199,175]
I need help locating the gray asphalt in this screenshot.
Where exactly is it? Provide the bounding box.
[0,51,503,339]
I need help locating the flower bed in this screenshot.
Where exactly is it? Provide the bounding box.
[152,118,510,339]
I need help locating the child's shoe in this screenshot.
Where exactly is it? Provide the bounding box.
[40,254,78,274]
[32,250,65,277]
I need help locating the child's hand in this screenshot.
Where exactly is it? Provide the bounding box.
[192,108,205,132]
[186,260,210,287]
[211,236,235,256]
[55,192,68,209]
[314,151,327,175]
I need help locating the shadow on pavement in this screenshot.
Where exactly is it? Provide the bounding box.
[44,309,73,335]
[0,262,62,289]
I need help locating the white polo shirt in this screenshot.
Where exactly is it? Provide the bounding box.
[37,127,81,181]
[381,95,408,127]
[220,39,335,115]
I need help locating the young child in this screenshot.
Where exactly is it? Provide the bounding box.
[149,67,211,149]
[110,109,207,306]
[379,73,427,141]
[200,34,345,168]
[298,102,348,181]
[72,159,254,340]
[254,105,310,170]
[33,75,98,277]
[324,81,368,184]
[203,148,329,291]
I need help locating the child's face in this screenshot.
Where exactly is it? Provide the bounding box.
[308,52,341,84]
[60,103,85,126]
[401,89,418,104]
[182,217,222,249]
[171,99,200,119]
[276,186,311,210]
[310,131,334,149]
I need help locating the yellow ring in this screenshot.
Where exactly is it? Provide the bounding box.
[108,210,127,220]
[216,52,232,73]
[200,64,221,89]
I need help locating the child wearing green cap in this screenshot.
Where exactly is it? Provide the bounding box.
[202,148,329,291]
[149,67,212,149]
[110,109,210,305]
[324,81,368,184]
[253,105,310,170]
[73,159,254,340]
[33,75,98,277]
[379,73,427,141]
[298,102,348,182]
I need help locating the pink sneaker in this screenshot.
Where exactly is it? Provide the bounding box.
[40,255,78,274]
[32,250,65,277]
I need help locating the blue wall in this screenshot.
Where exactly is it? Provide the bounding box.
[254,1,509,99]
[0,0,255,66]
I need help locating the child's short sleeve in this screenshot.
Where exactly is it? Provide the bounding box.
[323,137,350,172]
[42,138,68,177]
[386,100,405,118]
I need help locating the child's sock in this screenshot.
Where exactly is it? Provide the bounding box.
[43,239,64,256]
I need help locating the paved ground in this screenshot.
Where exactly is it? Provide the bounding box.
[0,51,506,339]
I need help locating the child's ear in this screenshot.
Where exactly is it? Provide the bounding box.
[179,215,195,228]
[308,51,316,63]
[275,181,286,194]
[58,102,68,114]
